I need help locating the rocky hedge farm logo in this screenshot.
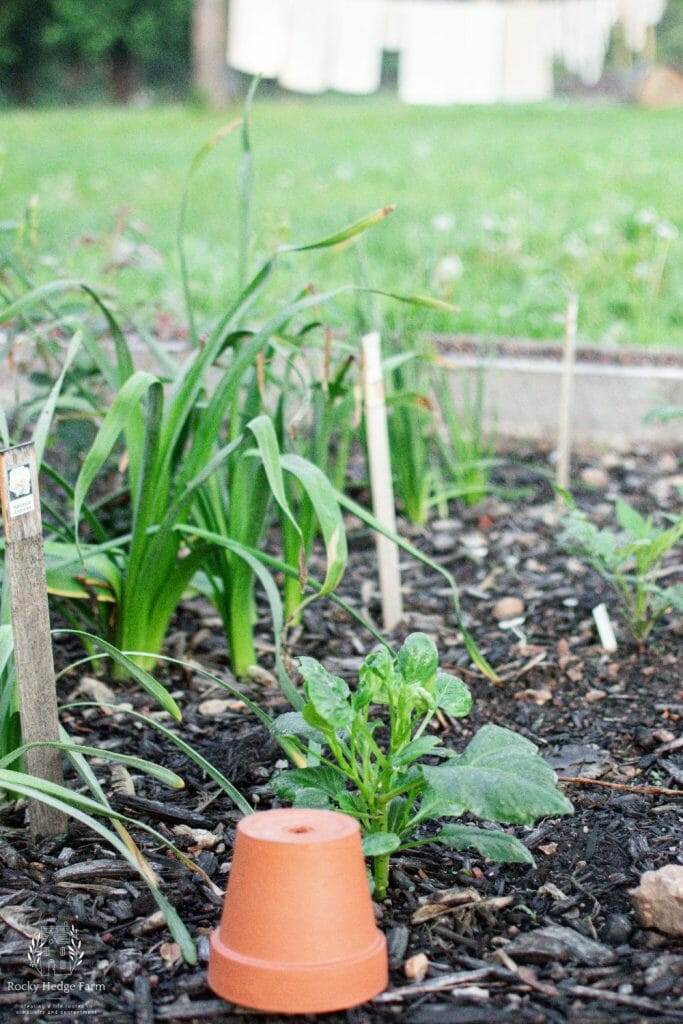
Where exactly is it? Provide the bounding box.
[27,921,84,979]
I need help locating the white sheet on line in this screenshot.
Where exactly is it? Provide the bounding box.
[547,0,618,85]
[227,0,287,78]
[618,0,667,53]
[328,0,386,94]
[503,1,554,102]
[398,0,504,105]
[279,0,332,94]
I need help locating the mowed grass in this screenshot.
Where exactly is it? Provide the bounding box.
[1,97,681,346]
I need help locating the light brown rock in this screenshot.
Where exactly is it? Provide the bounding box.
[404,952,429,982]
[630,866,683,937]
[492,596,525,621]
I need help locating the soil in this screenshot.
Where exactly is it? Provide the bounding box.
[0,445,681,1023]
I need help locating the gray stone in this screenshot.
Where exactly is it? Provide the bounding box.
[506,925,617,965]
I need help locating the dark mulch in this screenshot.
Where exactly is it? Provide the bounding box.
[0,446,681,1023]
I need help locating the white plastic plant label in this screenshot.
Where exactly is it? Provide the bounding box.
[7,463,34,517]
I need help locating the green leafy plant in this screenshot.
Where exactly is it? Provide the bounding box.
[270,633,572,897]
[559,498,683,643]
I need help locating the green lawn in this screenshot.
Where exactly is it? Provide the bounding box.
[1,98,681,346]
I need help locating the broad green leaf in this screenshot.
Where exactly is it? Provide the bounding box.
[363,832,402,857]
[52,629,182,722]
[435,824,534,865]
[298,656,352,729]
[271,765,347,803]
[616,501,650,540]
[397,632,438,684]
[394,735,443,766]
[272,711,324,742]
[433,672,472,718]
[423,725,573,825]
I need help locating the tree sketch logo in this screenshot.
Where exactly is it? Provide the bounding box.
[27,921,84,979]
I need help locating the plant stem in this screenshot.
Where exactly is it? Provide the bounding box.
[374,853,390,899]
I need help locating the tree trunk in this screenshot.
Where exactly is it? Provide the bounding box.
[108,40,138,104]
[192,0,230,106]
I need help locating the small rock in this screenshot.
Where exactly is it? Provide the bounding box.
[492,596,525,621]
[644,954,683,996]
[506,925,616,965]
[631,865,683,937]
[537,882,567,900]
[581,467,609,489]
[515,688,552,705]
[585,689,607,703]
[404,952,429,982]
[601,913,633,946]
[173,825,218,850]
[634,727,657,751]
[198,698,243,716]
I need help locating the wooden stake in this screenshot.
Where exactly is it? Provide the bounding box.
[361,332,403,631]
[0,442,66,837]
[556,293,578,492]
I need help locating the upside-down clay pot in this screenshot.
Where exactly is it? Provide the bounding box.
[208,808,388,1013]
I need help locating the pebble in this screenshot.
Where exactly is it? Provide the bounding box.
[585,689,607,703]
[631,865,683,937]
[492,596,525,621]
[506,925,616,965]
[601,913,633,946]
[404,952,429,982]
[580,467,609,488]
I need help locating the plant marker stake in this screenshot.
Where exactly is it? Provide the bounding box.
[592,603,618,654]
[557,293,578,492]
[361,331,403,630]
[0,442,66,836]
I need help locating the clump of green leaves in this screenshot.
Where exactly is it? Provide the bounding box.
[271,633,572,897]
[559,499,683,644]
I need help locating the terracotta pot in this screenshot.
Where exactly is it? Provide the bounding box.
[208,808,388,1013]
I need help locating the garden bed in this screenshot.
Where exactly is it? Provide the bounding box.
[436,336,683,451]
[0,444,681,1023]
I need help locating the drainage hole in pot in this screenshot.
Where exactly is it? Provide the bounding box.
[287,826,313,834]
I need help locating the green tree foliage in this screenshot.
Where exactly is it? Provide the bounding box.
[0,0,192,104]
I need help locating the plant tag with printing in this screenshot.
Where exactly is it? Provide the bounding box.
[7,463,34,517]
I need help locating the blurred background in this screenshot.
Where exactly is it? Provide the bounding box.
[0,0,681,347]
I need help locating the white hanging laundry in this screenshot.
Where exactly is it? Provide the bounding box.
[279,0,332,94]
[548,0,618,85]
[398,0,504,105]
[383,0,403,53]
[462,1,505,103]
[619,0,667,54]
[328,0,386,94]
[227,0,287,78]
[503,1,554,102]
[398,1,468,105]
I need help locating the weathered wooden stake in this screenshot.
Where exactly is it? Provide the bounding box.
[556,293,578,492]
[0,442,66,837]
[361,332,403,631]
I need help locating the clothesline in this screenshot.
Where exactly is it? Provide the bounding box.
[227,0,668,104]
